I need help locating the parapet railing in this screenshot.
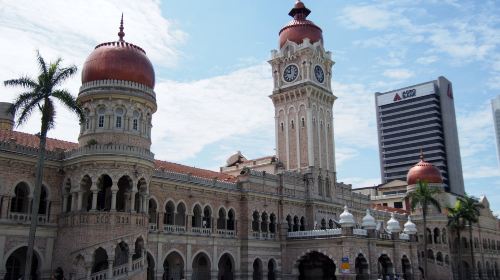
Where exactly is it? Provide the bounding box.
[288,228,342,238]
[0,141,65,160]
[65,144,155,161]
[154,169,238,190]
[79,79,156,100]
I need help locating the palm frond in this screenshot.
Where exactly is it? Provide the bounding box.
[52,89,84,122]
[16,97,42,127]
[4,76,38,89]
[52,65,77,86]
[36,50,48,77]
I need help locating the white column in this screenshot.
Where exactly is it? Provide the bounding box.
[71,192,78,211]
[130,191,137,213]
[111,190,118,212]
[324,118,330,171]
[284,109,290,169]
[306,109,314,167]
[107,260,114,278]
[77,191,83,211]
[317,109,323,169]
[91,189,98,211]
[295,114,301,170]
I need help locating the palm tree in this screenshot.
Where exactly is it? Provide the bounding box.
[447,200,466,280]
[4,50,83,279]
[405,180,441,280]
[459,194,484,279]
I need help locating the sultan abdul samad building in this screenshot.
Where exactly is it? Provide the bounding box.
[0,1,499,280]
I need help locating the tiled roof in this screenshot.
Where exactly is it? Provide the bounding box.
[155,160,237,182]
[0,129,237,182]
[372,204,409,215]
[0,129,78,151]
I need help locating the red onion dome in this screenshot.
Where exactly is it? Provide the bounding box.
[407,153,443,185]
[279,1,323,49]
[81,15,155,88]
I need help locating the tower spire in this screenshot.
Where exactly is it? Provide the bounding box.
[118,13,125,41]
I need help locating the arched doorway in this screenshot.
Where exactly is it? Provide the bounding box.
[192,252,210,280]
[401,255,412,280]
[163,251,184,280]
[253,258,263,280]
[378,254,394,279]
[268,259,277,280]
[462,261,471,279]
[218,253,234,280]
[5,246,40,280]
[92,247,108,273]
[355,254,369,280]
[147,252,155,280]
[298,251,337,280]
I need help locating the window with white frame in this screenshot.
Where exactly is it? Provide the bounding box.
[132,110,140,131]
[115,108,124,128]
[97,107,106,128]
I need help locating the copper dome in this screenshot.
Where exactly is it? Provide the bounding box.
[279,1,323,48]
[81,16,155,88]
[406,154,443,185]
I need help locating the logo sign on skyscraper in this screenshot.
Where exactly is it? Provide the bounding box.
[377,82,435,106]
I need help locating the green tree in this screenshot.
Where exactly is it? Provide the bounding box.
[4,51,83,279]
[405,180,441,280]
[447,200,466,280]
[459,194,484,279]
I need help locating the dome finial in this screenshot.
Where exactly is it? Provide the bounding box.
[419,147,424,160]
[118,13,125,41]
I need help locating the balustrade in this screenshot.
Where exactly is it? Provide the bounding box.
[192,227,211,235]
[163,224,186,233]
[60,211,147,229]
[149,223,157,232]
[353,228,368,236]
[216,229,236,237]
[7,212,48,224]
[287,228,342,238]
[90,270,107,280]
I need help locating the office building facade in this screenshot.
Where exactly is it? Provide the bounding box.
[375,77,465,195]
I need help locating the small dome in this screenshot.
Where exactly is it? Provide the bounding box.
[339,205,355,228]
[361,209,377,230]
[81,16,155,88]
[278,1,323,48]
[406,153,442,185]
[403,215,417,235]
[386,213,401,233]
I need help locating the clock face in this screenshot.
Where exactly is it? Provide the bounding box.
[283,64,299,83]
[314,65,325,83]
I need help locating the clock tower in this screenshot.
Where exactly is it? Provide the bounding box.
[269,1,337,181]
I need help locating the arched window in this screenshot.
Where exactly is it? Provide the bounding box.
[325,177,331,198]
[84,108,90,131]
[175,202,186,227]
[261,212,268,232]
[115,108,124,129]
[97,107,106,128]
[165,201,175,225]
[286,215,292,232]
[321,218,326,230]
[433,228,440,244]
[227,209,235,231]
[293,216,299,232]
[442,228,447,244]
[426,228,432,244]
[318,176,323,196]
[328,219,334,229]
[203,206,211,228]
[300,216,305,231]
[132,110,140,131]
[252,211,260,232]
[11,182,30,213]
[192,205,202,228]
[38,186,48,215]
[269,213,276,233]
[301,117,305,128]
[217,208,226,230]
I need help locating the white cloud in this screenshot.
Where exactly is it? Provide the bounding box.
[151,64,274,161]
[343,177,380,188]
[0,0,186,142]
[416,55,439,65]
[339,5,395,30]
[383,69,414,80]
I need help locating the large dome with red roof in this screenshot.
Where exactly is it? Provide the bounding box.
[406,154,443,185]
[81,16,155,88]
[279,1,323,48]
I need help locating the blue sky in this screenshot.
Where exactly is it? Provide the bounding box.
[1,0,499,214]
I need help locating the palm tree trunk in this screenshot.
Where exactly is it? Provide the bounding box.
[457,229,463,280]
[24,128,47,280]
[423,209,428,280]
[468,222,476,279]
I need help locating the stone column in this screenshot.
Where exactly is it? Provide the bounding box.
[107,259,114,278]
[91,186,98,212]
[77,191,84,211]
[128,253,133,271]
[130,191,137,213]
[71,192,78,211]
[85,264,92,280]
[62,194,68,213]
[111,187,118,212]
[142,195,148,213]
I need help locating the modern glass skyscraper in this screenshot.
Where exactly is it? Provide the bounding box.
[375,76,465,195]
[491,96,500,167]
